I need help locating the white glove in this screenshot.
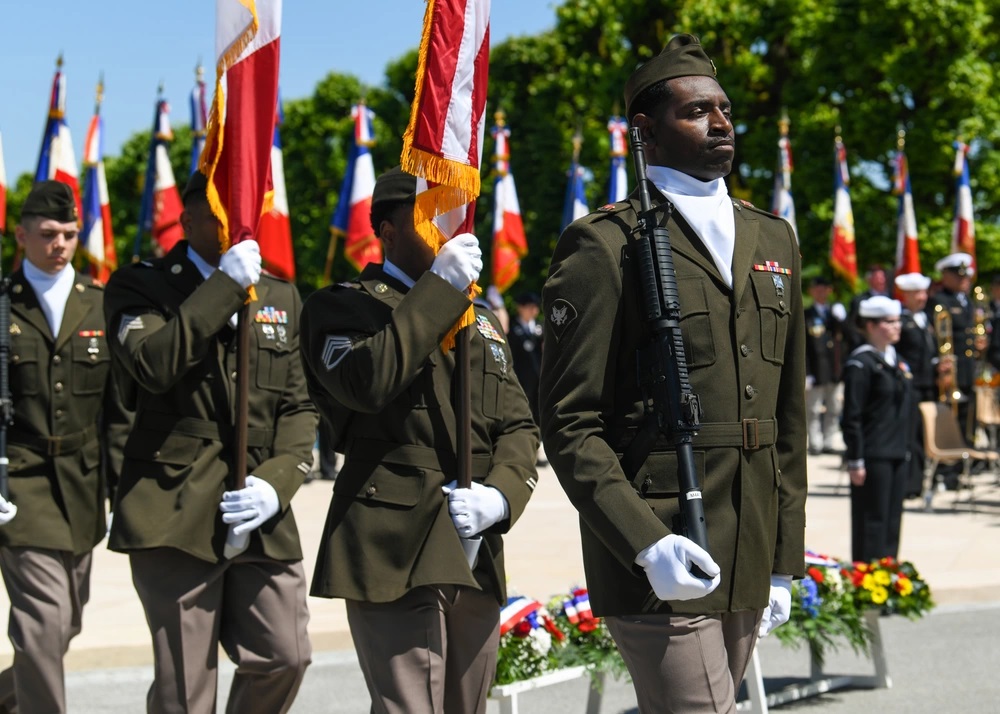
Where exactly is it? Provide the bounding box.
[831,302,847,322]
[430,233,482,291]
[441,480,509,537]
[635,534,721,601]
[758,574,794,637]
[218,239,262,289]
[219,475,280,536]
[0,495,17,526]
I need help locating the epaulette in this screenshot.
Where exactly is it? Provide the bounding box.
[733,198,781,220]
[88,278,105,290]
[585,201,631,223]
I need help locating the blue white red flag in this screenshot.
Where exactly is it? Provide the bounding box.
[562,162,590,230]
[951,140,976,267]
[401,0,491,343]
[491,112,527,293]
[561,587,593,624]
[189,64,209,175]
[136,91,184,258]
[35,56,82,221]
[329,101,381,275]
[499,596,541,636]
[607,115,629,203]
[893,147,920,278]
[256,93,295,280]
[829,137,857,289]
[81,81,116,283]
[201,0,281,254]
[771,115,798,242]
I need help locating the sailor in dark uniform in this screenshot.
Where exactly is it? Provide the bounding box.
[842,296,914,562]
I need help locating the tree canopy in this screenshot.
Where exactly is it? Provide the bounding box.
[5,0,999,304]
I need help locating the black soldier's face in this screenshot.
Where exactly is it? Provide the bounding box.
[633,75,734,181]
[181,199,223,267]
[380,205,437,281]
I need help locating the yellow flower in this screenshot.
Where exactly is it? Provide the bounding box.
[862,573,875,590]
[874,570,891,586]
[872,586,889,604]
[896,577,913,596]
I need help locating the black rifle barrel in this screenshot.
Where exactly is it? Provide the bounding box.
[0,255,11,500]
[627,126,710,556]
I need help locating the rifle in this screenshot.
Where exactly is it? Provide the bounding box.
[0,242,11,500]
[622,125,710,564]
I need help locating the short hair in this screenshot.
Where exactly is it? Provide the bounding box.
[371,202,411,238]
[627,80,674,123]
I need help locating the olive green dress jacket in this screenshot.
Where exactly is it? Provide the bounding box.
[300,266,539,605]
[103,242,317,563]
[2,270,125,555]
[540,187,807,616]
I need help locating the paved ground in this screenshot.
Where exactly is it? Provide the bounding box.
[3,451,999,712]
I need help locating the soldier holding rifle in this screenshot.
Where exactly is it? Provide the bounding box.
[300,168,538,714]
[540,35,807,713]
[103,172,316,713]
[0,181,128,714]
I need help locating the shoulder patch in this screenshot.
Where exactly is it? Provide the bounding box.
[547,298,579,342]
[321,335,353,371]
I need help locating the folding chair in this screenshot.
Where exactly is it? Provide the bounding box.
[918,401,999,512]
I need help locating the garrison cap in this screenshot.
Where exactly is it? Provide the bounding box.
[372,166,417,208]
[894,272,931,291]
[934,252,974,277]
[21,180,79,223]
[182,170,209,205]
[514,291,541,306]
[624,33,717,118]
[859,295,901,319]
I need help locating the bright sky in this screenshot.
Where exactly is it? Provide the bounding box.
[1,1,558,181]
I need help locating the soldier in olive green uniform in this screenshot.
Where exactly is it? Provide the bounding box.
[0,181,127,714]
[301,168,538,714]
[103,172,316,714]
[540,36,807,713]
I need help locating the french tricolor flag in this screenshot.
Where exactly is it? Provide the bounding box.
[607,115,629,203]
[201,0,281,254]
[81,84,117,283]
[893,147,920,278]
[563,162,590,230]
[136,92,184,257]
[330,101,381,273]
[35,56,82,222]
[189,64,208,176]
[951,140,976,267]
[257,94,295,280]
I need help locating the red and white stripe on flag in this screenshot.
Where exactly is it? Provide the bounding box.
[951,141,976,266]
[401,0,490,342]
[257,125,295,279]
[82,112,117,282]
[151,101,184,254]
[893,151,920,278]
[0,132,7,234]
[201,0,281,253]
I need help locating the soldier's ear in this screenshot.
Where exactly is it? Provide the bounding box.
[631,114,655,145]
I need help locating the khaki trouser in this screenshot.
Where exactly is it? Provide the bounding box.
[346,585,500,714]
[130,547,311,714]
[606,609,763,714]
[0,547,92,714]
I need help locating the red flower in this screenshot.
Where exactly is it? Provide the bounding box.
[578,618,599,633]
[850,569,866,587]
[807,566,825,583]
[513,620,532,638]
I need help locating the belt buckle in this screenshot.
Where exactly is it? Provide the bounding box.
[742,418,760,450]
[48,436,64,457]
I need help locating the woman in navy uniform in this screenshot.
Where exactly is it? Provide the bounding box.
[842,296,914,562]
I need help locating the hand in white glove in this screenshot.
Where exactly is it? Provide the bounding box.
[0,495,17,526]
[441,480,509,537]
[430,233,482,292]
[635,534,721,601]
[219,475,280,536]
[758,574,794,637]
[831,302,847,322]
[219,239,262,289]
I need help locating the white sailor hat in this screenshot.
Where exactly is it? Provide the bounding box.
[934,252,975,276]
[894,272,931,291]
[859,295,902,319]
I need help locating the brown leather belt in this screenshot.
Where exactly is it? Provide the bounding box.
[616,418,777,452]
[137,412,275,449]
[11,424,99,456]
[345,438,492,479]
